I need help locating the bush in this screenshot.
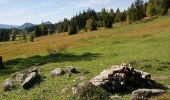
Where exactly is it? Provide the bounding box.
[47,44,68,55]
[70,84,110,100]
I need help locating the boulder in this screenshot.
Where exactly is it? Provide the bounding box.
[3,79,14,91]
[131,89,165,100]
[22,72,38,89]
[0,56,5,69]
[72,82,86,94]
[67,66,77,73]
[51,68,64,76]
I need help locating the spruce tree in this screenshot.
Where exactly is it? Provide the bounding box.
[115,8,121,23]
[68,19,78,35]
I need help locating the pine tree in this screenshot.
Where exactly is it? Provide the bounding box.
[23,30,27,42]
[115,8,121,23]
[41,22,48,35]
[35,25,42,37]
[68,19,78,35]
[0,29,10,42]
[11,28,18,41]
[103,13,113,28]
[161,0,170,15]
[109,9,115,23]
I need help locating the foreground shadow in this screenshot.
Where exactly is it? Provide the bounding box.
[0,52,101,76]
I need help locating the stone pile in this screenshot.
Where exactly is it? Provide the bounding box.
[90,63,153,91]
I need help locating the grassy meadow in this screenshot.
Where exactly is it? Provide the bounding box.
[0,16,170,99]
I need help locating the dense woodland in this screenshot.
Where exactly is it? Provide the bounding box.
[0,0,170,42]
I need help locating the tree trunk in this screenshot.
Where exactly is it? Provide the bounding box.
[0,56,5,69]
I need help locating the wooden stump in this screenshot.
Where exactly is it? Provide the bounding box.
[0,56,5,69]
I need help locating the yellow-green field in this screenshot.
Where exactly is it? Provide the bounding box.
[0,16,170,99]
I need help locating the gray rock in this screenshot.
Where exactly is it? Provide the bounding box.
[165,85,170,89]
[32,68,38,74]
[0,56,5,69]
[67,66,76,73]
[131,89,165,100]
[72,82,86,94]
[3,79,14,91]
[110,95,122,100]
[22,72,38,89]
[51,68,64,76]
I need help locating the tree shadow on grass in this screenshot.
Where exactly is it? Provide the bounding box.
[0,52,101,76]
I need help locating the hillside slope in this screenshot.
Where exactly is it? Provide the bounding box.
[0,16,170,99]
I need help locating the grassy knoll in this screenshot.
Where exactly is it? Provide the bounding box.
[0,16,170,99]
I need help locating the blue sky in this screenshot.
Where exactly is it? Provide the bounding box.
[0,0,147,25]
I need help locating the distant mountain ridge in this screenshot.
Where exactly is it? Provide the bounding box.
[0,21,53,30]
[0,24,18,29]
[18,23,35,30]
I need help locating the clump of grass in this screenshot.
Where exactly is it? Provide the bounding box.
[70,84,111,100]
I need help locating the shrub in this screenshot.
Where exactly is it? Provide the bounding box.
[47,44,68,55]
[70,84,110,100]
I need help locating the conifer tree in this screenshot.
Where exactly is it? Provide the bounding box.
[115,8,121,23]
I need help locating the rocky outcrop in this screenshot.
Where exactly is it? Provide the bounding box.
[0,56,5,69]
[90,64,154,91]
[131,89,165,100]
[51,68,64,77]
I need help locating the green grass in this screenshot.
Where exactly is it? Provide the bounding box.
[0,16,170,100]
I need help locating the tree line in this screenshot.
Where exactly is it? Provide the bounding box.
[0,0,170,42]
[56,0,170,35]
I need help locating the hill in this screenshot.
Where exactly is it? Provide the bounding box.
[0,16,170,99]
[17,23,35,30]
[0,24,18,29]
